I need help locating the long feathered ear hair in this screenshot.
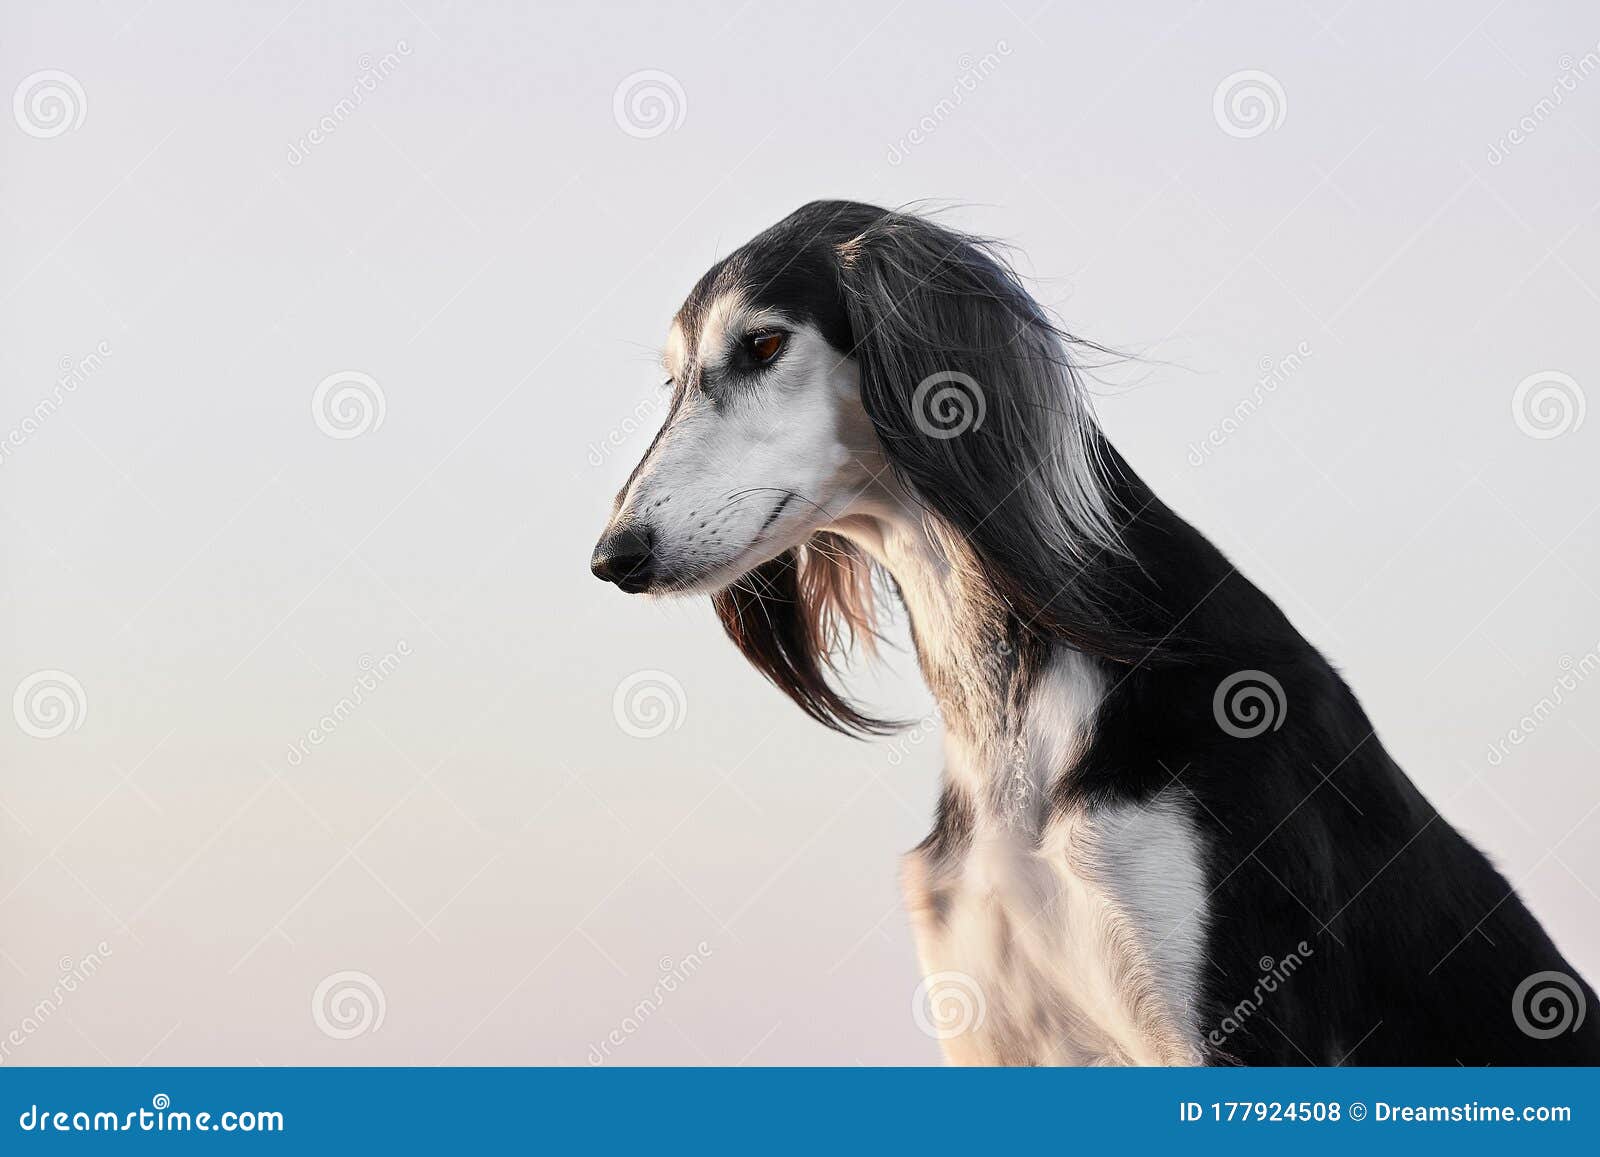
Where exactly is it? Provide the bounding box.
[712,203,1153,737]
[835,209,1155,665]
[713,531,896,735]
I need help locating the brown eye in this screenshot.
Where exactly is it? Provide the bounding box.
[747,331,785,364]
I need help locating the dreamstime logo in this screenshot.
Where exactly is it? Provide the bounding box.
[911,970,987,1040]
[1486,43,1600,166]
[1212,670,1286,738]
[13,70,87,138]
[887,709,942,768]
[312,371,386,439]
[912,371,986,439]
[587,394,666,467]
[311,970,386,1039]
[1485,645,1600,767]
[612,669,687,738]
[586,941,713,1065]
[2,340,113,468]
[888,639,1013,766]
[1512,971,1587,1039]
[885,40,1012,165]
[285,641,412,767]
[286,40,412,166]
[1188,342,1312,466]
[612,70,686,139]
[13,670,87,739]
[1511,370,1585,440]
[1212,70,1287,139]
[0,940,113,1065]
[1206,941,1314,1048]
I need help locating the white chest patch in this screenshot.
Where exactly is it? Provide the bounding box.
[902,798,1210,1065]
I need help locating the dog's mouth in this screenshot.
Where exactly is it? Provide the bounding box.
[593,493,802,597]
[657,494,800,595]
[612,570,654,595]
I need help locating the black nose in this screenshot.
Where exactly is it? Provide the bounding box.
[590,523,656,592]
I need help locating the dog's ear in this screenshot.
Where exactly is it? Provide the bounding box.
[712,534,896,736]
[833,212,1151,662]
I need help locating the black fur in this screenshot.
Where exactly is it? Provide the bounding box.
[681,201,1599,1065]
[1078,447,1599,1063]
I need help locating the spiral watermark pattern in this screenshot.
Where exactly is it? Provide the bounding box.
[1511,370,1585,440]
[13,70,87,139]
[13,670,87,739]
[1512,971,1587,1039]
[612,70,687,139]
[1212,70,1287,139]
[911,371,986,439]
[312,370,386,439]
[911,970,987,1040]
[311,970,386,1039]
[612,669,687,739]
[1212,669,1287,738]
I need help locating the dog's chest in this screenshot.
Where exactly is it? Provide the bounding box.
[902,801,1209,1065]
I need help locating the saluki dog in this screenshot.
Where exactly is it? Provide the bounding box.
[590,201,1599,1065]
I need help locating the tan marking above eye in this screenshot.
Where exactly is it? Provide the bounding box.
[663,321,688,381]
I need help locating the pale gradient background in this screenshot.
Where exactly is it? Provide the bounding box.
[2,0,1598,1065]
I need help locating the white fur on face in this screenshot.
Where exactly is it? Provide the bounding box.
[614,293,880,593]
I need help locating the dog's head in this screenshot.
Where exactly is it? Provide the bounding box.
[591,201,1124,730]
[591,202,883,597]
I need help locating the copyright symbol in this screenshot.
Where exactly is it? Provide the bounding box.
[1348,1102,1367,1121]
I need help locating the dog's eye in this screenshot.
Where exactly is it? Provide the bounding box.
[746,331,786,364]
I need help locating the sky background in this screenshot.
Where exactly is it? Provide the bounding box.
[2,0,1598,1065]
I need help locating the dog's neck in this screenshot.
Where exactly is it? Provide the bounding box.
[831,502,1104,825]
